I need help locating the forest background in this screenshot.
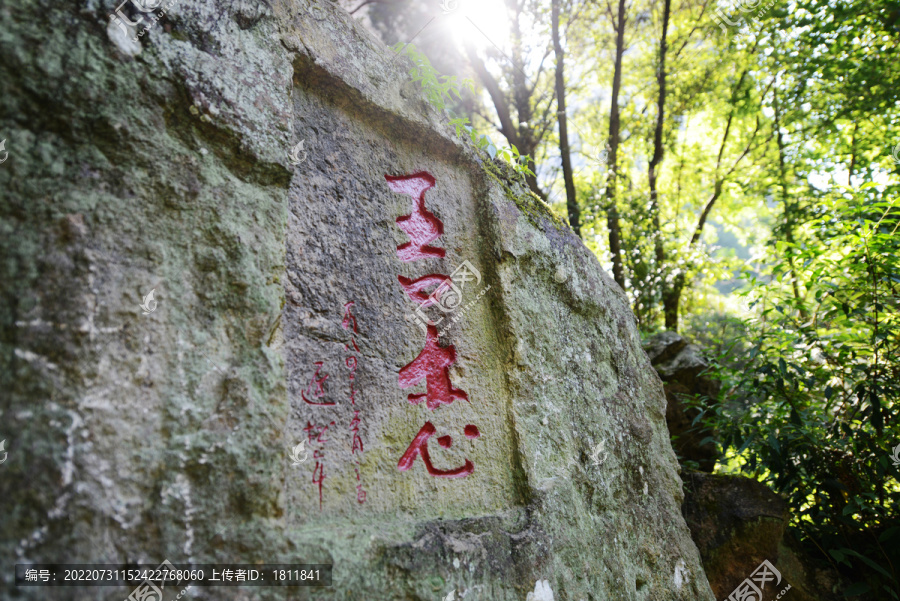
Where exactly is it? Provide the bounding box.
[334,0,900,596]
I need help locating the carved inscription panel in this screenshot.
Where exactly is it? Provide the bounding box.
[283,92,518,520]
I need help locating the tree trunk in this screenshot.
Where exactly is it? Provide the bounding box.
[605,0,628,290]
[663,273,683,331]
[662,64,764,331]
[649,0,671,322]
[663,180,722,331]
[464,35,548,201]
[552,0,581,237]
[772,86,807,319]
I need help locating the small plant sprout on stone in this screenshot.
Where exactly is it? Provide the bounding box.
[392,44,534,176]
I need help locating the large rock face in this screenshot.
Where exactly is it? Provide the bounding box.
[0,0,715,599]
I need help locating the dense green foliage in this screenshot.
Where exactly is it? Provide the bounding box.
[693,189,900,597]
[392,43,536,175]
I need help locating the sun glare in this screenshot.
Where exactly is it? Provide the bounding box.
[443,0,511,52]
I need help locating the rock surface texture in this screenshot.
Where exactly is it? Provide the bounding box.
[0,0,715,599]
[682,471,788,598]
[644,332,720,472]
[683,472,846,601]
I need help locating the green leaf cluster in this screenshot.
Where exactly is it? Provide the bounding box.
[691,189,900,597]
[392,45,534,176]
[391,43,475,111]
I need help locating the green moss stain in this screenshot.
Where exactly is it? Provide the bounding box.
[480,158,571,233]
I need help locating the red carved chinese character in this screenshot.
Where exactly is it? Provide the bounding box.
[302,361,334,406]
[399,325,468,410]
[342,301,358,333]
[397,274,453,307]
[350,411,364,453]
[345,356,358,404]
[304,420,335,444]
[397,422,474,478]
[385,172,445,261]
[312,460,326,509]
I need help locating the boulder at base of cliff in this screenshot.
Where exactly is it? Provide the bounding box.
[683,471,845,601]
[644,331,721,472]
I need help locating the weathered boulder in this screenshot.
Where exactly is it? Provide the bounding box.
[0,0,715,599]
[683,472,846,601]
[776,539,846,601]
[682,471,788,598]
[644,332,720,472]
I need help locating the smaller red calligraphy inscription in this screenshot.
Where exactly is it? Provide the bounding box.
[312,460,327,509]
[305,420,335,509]
[350,410,364,454]
[302,361,334,406]
[343,301,366,504]
[464,424,481,439]
[399,325,469,411]
[304,420,335,444]
[385,172,445,262]
[345,355,358,405]
[397,422,474,478]
[342,301,358,333]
